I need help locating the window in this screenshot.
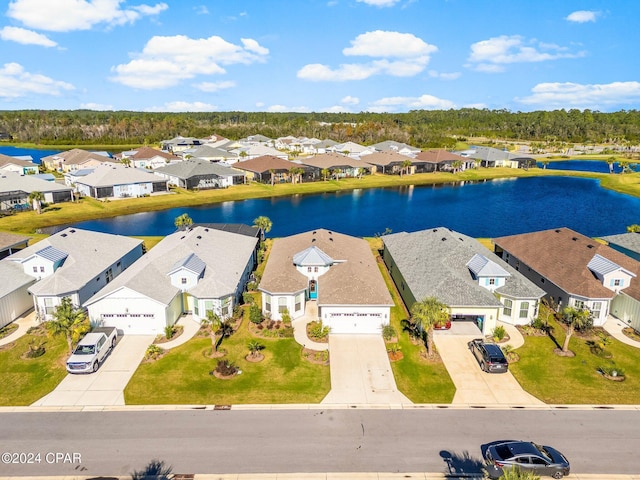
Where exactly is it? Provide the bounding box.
[44,297,55,315]
[194,301,199,316]
[503,298,513,317]
[574,300,584,309]
[181,277,187,284]
[33,266,38,273]
[278,297,287,313]
[295,293,302,312]
[307,267,312,273]
[489,278,495,285]
[39,266,45,273]
[314,266,318,273]
[613,279,623,287]
[519,302,529,319]
[105,268,113,283]
[591,301,602,319]
[265,296,271,313]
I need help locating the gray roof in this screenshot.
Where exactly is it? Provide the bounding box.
[193,223,260,238]
[0,259,36,298]
[260,229,393,307]
[0,232,30,251]
[169,253,206,277]
[455,146,533,162]
[8,228,143,297]
[601,232,640,255]
[383,227,545,307]
[86,226,257,306]
[370,140,420,152]
[0,171,72,195]
[75,163,166,187]
[155,159,244,179]
[187,144,237,159]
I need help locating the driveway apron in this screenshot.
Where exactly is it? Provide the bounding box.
[32,334,154,407]
[434,332,544,406]
[321,334,411,405]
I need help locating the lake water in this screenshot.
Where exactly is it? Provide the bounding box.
[74,176,640,239]
[0,146,62,164]
[536,159,623,173]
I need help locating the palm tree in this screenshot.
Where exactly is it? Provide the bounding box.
[253,216,272,240]
[410,296,450,356]
[28,191,44,214]
[627,224,640,233]
[269,168,276,186]
[606,156,616,173]
[560,306,593,353]
[45,297,90,354]
[400,159,412,177]
[121,157,132,168]
[203,310,222,353]
[247,340,264,359]
[174,213,193,230]
[451,160,463,173]
[474,158,482,169]
[321,168,330,181]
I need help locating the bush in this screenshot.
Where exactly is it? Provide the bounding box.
[145,344,164,360]
[308,321,330,340]
[25,339,46,358]
[530,316,547,331]
[164,325,175,340]
[492,325,506,341]
[381,324,396,341]
[242,292,254,305]
[280,308,291,325]
[215,359,239,376]
[599,362,625,378]
[249,304,263,324]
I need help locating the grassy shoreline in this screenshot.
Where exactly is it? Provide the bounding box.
[0,167,638,235]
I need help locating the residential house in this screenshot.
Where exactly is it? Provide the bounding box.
[183,144,238,163]
[0,259,36,329]
[360,151,416,175]
[6,228,144,321]
[382,227,545,335]
[313,139,339,154]
[115,147,180,169]
[0,154,39,175]
[456,146,535,168]
[0,171,73,211]
[160,136,203,154]
[329,141,374,158]
[301,153,373,178]
[85,226,258,335]
[154,159,245,189]
[69,163,169,199]
[0,231,30,260]
[493,228,640,328]
[229,144,288,163]
[371,140,420,156]
[413,150,474,172]
[41,149,115,173]
[601,232,640,262]
[259,229,393,333]
[234,155,307,183]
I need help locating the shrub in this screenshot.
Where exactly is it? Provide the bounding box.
[242,292,254,305]
[164,325,175,340]
[530,316,547,331]
[382,324,396,341]
[387,343,401,354]
[145,344,164,360]
[249,305,263,324]
[308,321,330,340]
[215,359,239,376]
[25,339,46,358]
[492,325,506,341]
[280,308,291,325]
[599,362,625,378]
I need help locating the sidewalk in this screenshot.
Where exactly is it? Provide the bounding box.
[156,314,201,350]
[604,315,640,349]
[0,310,37,348]
[291,300,329,351]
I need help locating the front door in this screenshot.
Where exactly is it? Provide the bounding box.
[309,280,317,299]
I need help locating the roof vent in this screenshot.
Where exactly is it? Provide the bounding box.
[70,229,76,233]
[433,229,438,232]
[328,231,333,234]
[180,236,185,240]
[61,233,67,237]
[587,244,594,249]
[204,228,209,232]
[442,237,447,241]
[572,237,578,241]
[555,229,561,233]
[197,236,202,240]
[311,238,316,242]
[329,237,333,241]
[312,230,316,234]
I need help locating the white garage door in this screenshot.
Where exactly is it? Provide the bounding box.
[325,312,384,334]
[100,314,162,335]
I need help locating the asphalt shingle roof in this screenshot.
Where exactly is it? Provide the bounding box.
[155,159,244,179]
[601,232,640,256]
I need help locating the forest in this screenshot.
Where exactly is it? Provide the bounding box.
[1,108,640,148]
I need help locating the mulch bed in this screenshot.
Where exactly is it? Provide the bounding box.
[622,327,640,343]
[0,323,19,340]
[388,351,404,362]
[153,325,184,345]
[211,371,237,380]
[302,347,329,365]
[602,373,626,382]
[245,353,264,363]
[516,325,548,337]
[553,348,576,357]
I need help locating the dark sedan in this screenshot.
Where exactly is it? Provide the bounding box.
[468,338,508,373]
[483,440,570,479]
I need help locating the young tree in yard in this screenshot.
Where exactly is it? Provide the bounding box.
[247,340,265,359]
[45,297,90,354]
[174,213,193,230]
[400,159,412,177]
[410,296,450,357]
[28,191,44,214]
[203,310,222,353]
[451,160,463,173]
[560,306,593,354]
[321,168,330,181]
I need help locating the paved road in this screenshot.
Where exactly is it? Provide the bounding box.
[0,408,639,477]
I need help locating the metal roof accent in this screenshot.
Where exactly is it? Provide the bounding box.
[293,245,334,266]
[169,253,206,277]
[35,245,68,264]
[466,253,511,278]
[588,253,636,277]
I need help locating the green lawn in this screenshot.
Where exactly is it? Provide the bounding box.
[510,317,640,404]
[124,318,331,405]
[0,329,69,406]
[368,238,456,404]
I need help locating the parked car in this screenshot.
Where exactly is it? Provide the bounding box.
[66,327,118,374]
[468,338,508,373]
[483,440,570,479]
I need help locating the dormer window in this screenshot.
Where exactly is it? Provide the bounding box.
[489,278,495,285]
[181,278,187,284]
[613,279,623,287]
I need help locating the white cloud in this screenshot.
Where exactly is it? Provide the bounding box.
[193,81,236,92]
[255,101,265,108]
[194,5,209,15]
[81,102,114,110]
[428,70,461,80]
[146,101,218,112]
[341,96,359,105]
[463,103,488,109]
[111,34,269,89]
[0,26,57,47]
[368,94,455,112]
[322,105,352,113]
[266,104,310,113]
[517,81,640,109]
[7,0,168,32]
[356,0,401,6]
[298,30,436,82]
[467,35,585,72]
[0,62,74,98]
[566,10,598,23]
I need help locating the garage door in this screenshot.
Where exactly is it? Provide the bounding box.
[324,312,384,334]
[100,313,162,335]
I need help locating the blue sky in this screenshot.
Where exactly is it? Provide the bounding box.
[0,0,639,113]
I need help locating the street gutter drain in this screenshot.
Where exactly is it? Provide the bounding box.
[174,475,195,480]
[214,404,232,410]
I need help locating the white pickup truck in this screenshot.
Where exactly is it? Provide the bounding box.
[66,327,118,374]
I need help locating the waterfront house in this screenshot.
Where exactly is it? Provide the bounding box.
[382,227,545,335]
[493,228,640,328]
[0,232,30,260]
[183,144,238,163]
[229,144,288,163]
[154,159,245,189]
[329,141,374,158]
[0,154,39,175]
[85,226,257,335]
[360,151,416,175]
[456,146,535,168]
[70,163,169,199]
[259,229,393,333]
[41,149,116,173]
[114,147,180,169]
[601,232,640,262]
[413,150,474,172]
[160,136,203,154]
[301,153,374,178]
[234,155,307,183]
[0,171,73,211]
[5,228,143,321]
[0,259,36,329]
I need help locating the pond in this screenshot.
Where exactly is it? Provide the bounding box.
[0,146,62,164]
[73,176,640,239]
[536,159,623,174]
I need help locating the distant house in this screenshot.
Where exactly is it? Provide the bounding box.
[115,147,180,169]
[371,140,420,156]
[601,232,640,262]
[493,228,640,328]
[85,226,258,335]
[382,227,544,335]
[6,228,144,321]
[154,159,245,189]
[359,151,415,175]
[41,149,115,173]
[183,144,238,163]
[0,171,73,211]
[0,232,30,260]
[160,136,203,154]
[0,154,39,175]
[456,146,535,168]
[313,139,339,154]
[259,229,393,333]
[301,153,373,178]
[413,150,474,172]
[234,155,307,183]
[69,163,169,199]
[229,144,288,163]
[329,141,374,158]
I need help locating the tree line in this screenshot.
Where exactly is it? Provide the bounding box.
[1,108,640,148]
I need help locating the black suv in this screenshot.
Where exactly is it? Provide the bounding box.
[468,338,508,373]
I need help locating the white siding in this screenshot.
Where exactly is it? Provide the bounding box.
[611,292,640,331]
[0,283,34,329]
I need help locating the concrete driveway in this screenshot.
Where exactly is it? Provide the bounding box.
[32,334,153,407]
[321,334,411,405]
[434,332,543,406]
